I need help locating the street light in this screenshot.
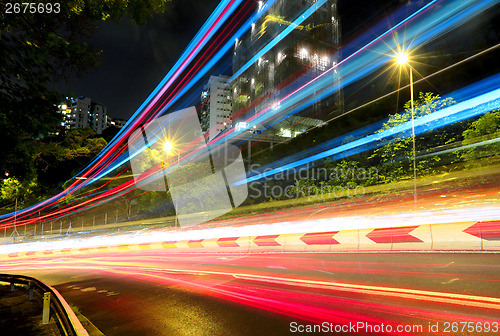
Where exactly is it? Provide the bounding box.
[163,140,174,153]
[395,52,417,207]
[162,140,180,166]
[396,53,408,66]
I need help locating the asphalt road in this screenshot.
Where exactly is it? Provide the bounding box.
[2,252,499,335]
[30,270,295,336]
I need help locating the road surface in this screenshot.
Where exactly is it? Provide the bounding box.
[1,252,499,335]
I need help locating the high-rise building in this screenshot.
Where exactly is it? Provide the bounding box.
[232,0,342,134]
[64,97,108,134]
[200,75,233,140]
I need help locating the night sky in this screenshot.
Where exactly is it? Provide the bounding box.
[55,0,220,120]
[55,0,401,120]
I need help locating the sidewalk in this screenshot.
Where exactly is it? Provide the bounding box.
[0,284,61,336]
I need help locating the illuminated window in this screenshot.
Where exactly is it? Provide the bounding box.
[300,48,308,59]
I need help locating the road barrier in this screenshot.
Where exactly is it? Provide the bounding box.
[0,273,89,336]
[1,220,499,258]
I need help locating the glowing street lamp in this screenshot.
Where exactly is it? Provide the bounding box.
[162,140,180,166]
[395,52,417,206]
[396,53,408,66]
[163,140,174,153]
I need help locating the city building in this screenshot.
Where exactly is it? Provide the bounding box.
[200,75,233,140]
[51,102,71,136]
[107,118,127,129]
[232,0,342,137]
[63,97,108,134]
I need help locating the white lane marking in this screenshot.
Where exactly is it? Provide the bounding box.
[441,278,460,285]
[81,287,97,292]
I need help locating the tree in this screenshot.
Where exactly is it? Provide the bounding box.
[0,0,170,181]
[369,92,456,181]
[35,128,107,187]
[458,110,500,163]
[0,177,23,205]
[0,177,38,212]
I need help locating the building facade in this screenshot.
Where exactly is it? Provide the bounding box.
[232,0,342,134]
[64,97,108,134]
[200,75,233,140]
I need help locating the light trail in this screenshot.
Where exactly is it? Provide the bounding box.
[332,42,500,123]
[67,0,249,187]
[1,0,498,234]
[74,0,443,184]
[213,0,495,149]
[418,135,500,160]
[124,0,499,196]
[227,0,329,83]
[80,0,244,165]
[1,252,499,333]
[241,76,500,184]
[0,0,248,224]
[247,41,500,173]
[66,0,499,203]
[1,181,499,255]
[83,0,328,184]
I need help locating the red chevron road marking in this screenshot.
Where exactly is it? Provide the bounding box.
[464,221,500,240]
[254,235,281,246]
[367,226,422,244]
[300,231,340,245]
[187,239,204,248]
[217,237,240,247]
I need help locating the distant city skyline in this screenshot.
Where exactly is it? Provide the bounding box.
[54,0,220,120]
[54,0,400,121]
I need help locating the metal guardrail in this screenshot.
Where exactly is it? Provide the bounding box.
[0,273,89,336]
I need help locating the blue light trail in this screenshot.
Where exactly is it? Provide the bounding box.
[239,74,500,185]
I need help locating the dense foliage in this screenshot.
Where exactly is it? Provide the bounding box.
[0,0,170,212]
[247,92,500,205]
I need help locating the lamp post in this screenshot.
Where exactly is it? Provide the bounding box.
[162,140,180,228]
[396,53,417,207]
[10,191,19,240]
